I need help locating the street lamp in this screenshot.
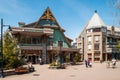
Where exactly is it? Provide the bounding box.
[0,18,11,78]
[58,40,63,67]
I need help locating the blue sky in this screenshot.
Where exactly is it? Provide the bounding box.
[0,0,119,41]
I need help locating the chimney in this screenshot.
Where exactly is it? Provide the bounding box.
[18,22,25,27]
[111,26,114,35]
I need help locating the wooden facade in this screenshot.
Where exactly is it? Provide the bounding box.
[8,7,79,64]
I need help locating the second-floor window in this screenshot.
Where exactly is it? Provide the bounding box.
[32,38,37,44]
[49,41,53,46]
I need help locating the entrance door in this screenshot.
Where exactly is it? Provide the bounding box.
[28,55,36,64]
[32,55,36,64]
[28,56,32,62]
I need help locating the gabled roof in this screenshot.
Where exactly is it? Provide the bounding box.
[34,7,60,28]
[23,7,65,31]
[18,7,72,47]
[86,10,105,29]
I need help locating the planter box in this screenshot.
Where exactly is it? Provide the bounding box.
[48,66,59,69]
[49,64,66,69]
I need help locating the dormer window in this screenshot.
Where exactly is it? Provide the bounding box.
[93,28,100,32]
[87,29,93,33]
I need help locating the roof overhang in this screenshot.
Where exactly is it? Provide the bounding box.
[20,46,79,52]
[10,27,54,36]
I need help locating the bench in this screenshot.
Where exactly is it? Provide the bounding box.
[15,67,28,74]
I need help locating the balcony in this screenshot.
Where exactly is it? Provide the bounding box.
[20,43,42,46]
[19,44,42,50]
[18,44,79,52]
[107,42,118,45]
[106,45,117,48]
[106,48,119,53]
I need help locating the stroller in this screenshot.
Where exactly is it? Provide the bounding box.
[89,62,92,67]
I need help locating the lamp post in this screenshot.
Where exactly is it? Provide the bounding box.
[58,40,63,67]
[0,18,11,78]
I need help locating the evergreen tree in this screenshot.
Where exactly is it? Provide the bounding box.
[74,53,81,62]
[3,33,22,69]
[117,41,120,50]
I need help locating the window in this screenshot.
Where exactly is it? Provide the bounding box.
[58,41,63,47]
[78,43,81,46]
[32,38,37,44]
[93,28,100,32]
[88,36,92,42]
[94,43,99,50]
[94,36,99,42]
[86,29,93,33]
[88,45,92,50]
[49,41,53,46]
[21,37,26,43]
[27,38,31,44]
[88,53,92,58]
[101,28,106,32]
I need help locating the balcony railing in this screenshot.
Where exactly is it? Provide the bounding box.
[47,46,79,52]
[19,43,42,50]
[18,44,79,52]
[106,48,120,53]
[107,42,118,45]
[106,45,116,48]
[20,43,42,46]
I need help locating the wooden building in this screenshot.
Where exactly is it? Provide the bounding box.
[8,7,79,64]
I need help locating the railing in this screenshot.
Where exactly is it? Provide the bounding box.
[19,44,79,52]
[114,33,120,36]
[19,44,42,50]
[106,48,119,53]
[107,42,118,45]
[106,45,117,48]
[47,46,79,52]
[20,43,42,46]
[107,33,120,37]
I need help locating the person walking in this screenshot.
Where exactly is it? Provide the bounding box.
[88,59,90,67]
[39,57,42,65]
[85,60,88,68]
[88,59,92,67]
[112,58,116,69]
